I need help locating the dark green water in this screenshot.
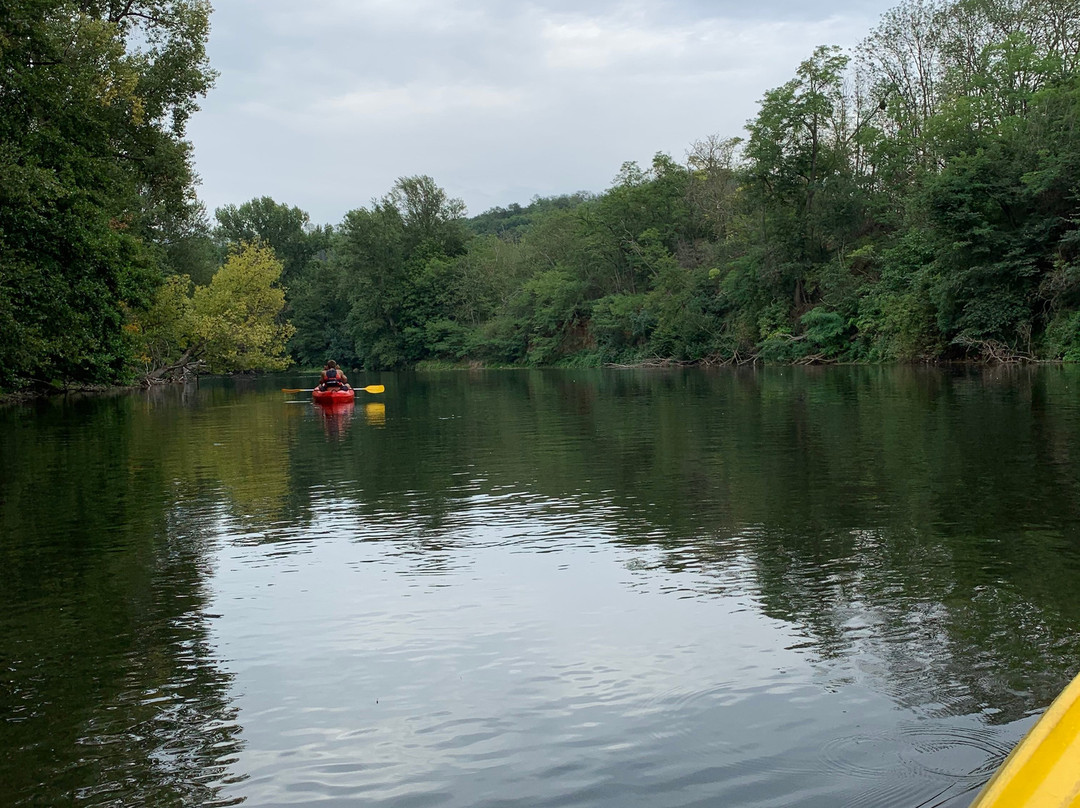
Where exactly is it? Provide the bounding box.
[3,367,1080,807]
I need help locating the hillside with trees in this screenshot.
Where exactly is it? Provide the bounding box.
[3,0,1079,392]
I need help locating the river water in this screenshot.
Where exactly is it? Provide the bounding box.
[2,367,1080,807]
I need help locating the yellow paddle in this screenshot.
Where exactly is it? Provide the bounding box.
[281,384,385,394]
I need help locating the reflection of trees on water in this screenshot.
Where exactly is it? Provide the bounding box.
[0,396,245,807]
[264,366,1080,723]
[747,523,1078,725]
[6,367,1079,804]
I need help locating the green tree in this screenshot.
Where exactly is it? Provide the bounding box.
[337,176,468,369]
[744,46,863,307]
[134,274,197,375]
[0,0,214,390]
[287,258,356,367]
[212,197,338,366]
[388,175,468,254]
[685,135,744,241]
[214,197,324,284]
[509,269,588,365]
[582,154,699,296]
[920,77,1080,357]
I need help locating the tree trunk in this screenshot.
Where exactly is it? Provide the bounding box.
[144,342,206,384]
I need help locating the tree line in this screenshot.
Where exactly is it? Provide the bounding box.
[3,0,1080,391]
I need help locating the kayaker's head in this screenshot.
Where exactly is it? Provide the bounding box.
[325,359,338,370]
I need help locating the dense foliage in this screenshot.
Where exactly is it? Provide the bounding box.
[5,0,1080,390]
[0,0,216,390]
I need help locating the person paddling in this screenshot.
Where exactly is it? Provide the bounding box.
[317,360,351,391]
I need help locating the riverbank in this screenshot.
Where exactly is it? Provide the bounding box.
[5,354,1067,404]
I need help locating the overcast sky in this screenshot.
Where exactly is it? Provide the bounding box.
[186,0,900,227]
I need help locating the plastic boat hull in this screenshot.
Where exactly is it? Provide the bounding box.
[969,671,1080,807]
[312,388,355,405]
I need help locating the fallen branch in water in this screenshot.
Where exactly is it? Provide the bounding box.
[142,343,207,384]
[952,336,1037,364]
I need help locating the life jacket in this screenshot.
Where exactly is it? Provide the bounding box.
[322,368,343,387]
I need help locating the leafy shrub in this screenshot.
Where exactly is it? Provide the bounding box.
[590,294,655,358]
[800,308,847,357]
[1043,311,1080,361]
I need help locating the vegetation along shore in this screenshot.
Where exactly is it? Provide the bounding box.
[3,0,1079,396]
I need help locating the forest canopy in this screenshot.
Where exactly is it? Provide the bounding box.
[0,0,215,389]
[3,0,1080,391]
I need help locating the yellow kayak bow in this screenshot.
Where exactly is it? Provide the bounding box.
[970,670,1080,807]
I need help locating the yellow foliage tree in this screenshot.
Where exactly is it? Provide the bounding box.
[137,242,295,381]
[193,243,296,373]
[134,275,197,373]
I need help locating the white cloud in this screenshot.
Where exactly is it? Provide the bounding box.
[274,0,487,33]
[541,16,689,70]
[316,84,523,120]
[237,83,523,132]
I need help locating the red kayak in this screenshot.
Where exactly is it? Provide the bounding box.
[312,387,355,405]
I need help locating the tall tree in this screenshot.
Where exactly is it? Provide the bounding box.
[213,197,323,284]
[744,46,864,311]
[0,0,215,390]
[336,176,468,369]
